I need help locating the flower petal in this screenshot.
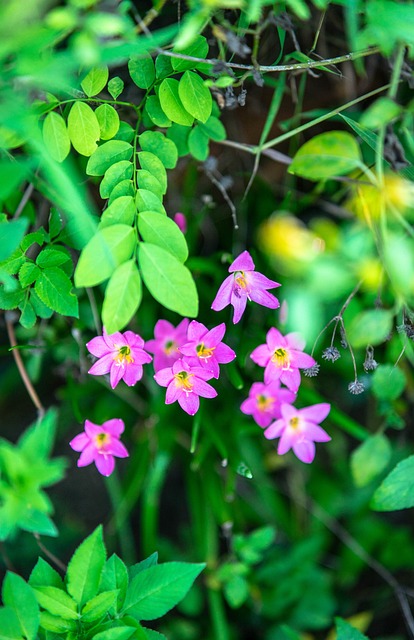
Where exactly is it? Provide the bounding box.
[187,320,207,342]
[154,367,174,387]
[204,323,226,346]
[102,418,125,437]
[166,381,181,404]
[277,429,295,455]
[154,319,174,339]
[280,368,301,392]
[302,422,331,442]
[250,344,271,367]
[211,275,234,312]
[229,250,255,272]
[192,378,217,399]
[85,420,102,438]
[86,336,111,357]
[264,419,285,439]
[178,392,199,415]
[299,403,331,423]
[69,432,89,452]
[107,439,129,458]
[289,351,316,369]
[78,443,97,467]
[230,290,248,324]
[214,343,236,364]
[293,440,315,464]
[285,332,306,351]
[88,353,114,376]
[95,454,115,476]
[123,363,143,386]
[266,327,285,350]
[123,331,144,349]
[247,270,280,290]
[249,288,280,310]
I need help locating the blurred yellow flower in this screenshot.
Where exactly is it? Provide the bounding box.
[346,174,414,223]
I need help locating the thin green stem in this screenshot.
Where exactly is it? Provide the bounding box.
[389,45,406,100]
[207,588,230,640]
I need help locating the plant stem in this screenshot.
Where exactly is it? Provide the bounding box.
[207,588,230,640]
[105,471,136,565]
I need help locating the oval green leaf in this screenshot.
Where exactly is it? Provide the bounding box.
[108,76,124,100]
[86,140,133,176]
[137,151,167,193]
[138,211,188,262]
[139,131,178,169]
[67,102,100,157]
[95,104,120,141]
[372,364,406,401]
[289,131,362,181]
[371,455,414,511]
[100,196,136,228]
[188,126,209,161]
[144,95,172,128]
[138,243,198,316]
[172,35,209,72]
[74,224,136,287]
[347,309,393,348]
[136,190,166,215]
[179,71,212,123]
[351,434,392,488]
[42,112,71,163]
[128,53,155,89]
[159,79,194,126]
[100,161,133,199]
[81,66,109,97]
[102,260,142,333]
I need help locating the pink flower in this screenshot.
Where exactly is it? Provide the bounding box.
[174,212,187,234]
[211,250,280,324]
[250,328,316,392]
[145,318,190,373]
[179,320,236,378]
[69,419,129,476]
[264,403,331,463]
[240,381,296,428]
[154,358,217,415]
[87,328,152,389]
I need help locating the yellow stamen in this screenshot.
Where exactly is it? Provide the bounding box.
[257,394,274,412]
[196,343,215,359]
[271,347,290,370]
[115,345,134,366]
[289,417,299,429]
[94,432,110,450]
[235,272,247,289]
[174,371,194,393]
[164,340,177,355]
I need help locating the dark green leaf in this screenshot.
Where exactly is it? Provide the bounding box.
[66,525,106,607]
[34,267,78,316]
[166,124,190,157]
[198,115,226,141]
[372,364,406,401]
[188,126,209,161]
[335,617,370,639]
[371,455,414,511]
[351,434,392,487]
[128,54,156,89]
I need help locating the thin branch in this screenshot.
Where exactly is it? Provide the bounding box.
[158,46,380,74]
[14,182,34,219]
[34,534,67,573]
[5,314,45,419]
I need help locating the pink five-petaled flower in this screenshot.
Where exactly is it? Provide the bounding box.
[211,250,280,324]
[179,320,236,378]
[264,403,331,464]
[154,358,217,416]
[87,328,152,389]
[145,318,190,373]
[250,327,316,392]
[240,381,297,428]
[69,419,129,477]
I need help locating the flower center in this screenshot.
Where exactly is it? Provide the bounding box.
[174,371,194,394]
[289,417,300,430]
[256,394,274,412]
[115,345,134,366]
[233,272,250,299]
[164,339,177,355]
[196,343,215,360]
[94,432,110,451]
[271,347,291,370]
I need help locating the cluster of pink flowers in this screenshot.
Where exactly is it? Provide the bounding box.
[70,249,331,475]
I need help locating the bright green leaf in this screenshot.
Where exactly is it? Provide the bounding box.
[138,243,198,316]
[136,190,166,215]
[34,586,79,620]
[100,161,133,199]
[179,71,212,123]
[137,170,164,200]
[108,76,124,100]
[81,66,109,97]
[102,260,142,333]
[128,53,156,89]
[372,364,406,401]
[100,554,129,613]
[100,196,136,228]
[360,97,402,129]
[34,267,78,316]
[371,455,414,511]
[0,219,29,261]
[335,617,370,639]
[138,211,188,262]
[144,95,172,128]
[351,434,392,487]
[172,35,209,72]
[166,124,190,157]
[159,79,194,126]
[108,180,135,204]
[347,309,393,348]
[66,525,106,607]
[188,126,210,161]
[2,573,40,640]
[138,151,167,193]
[29,558,64,590]
[74,224,135,286]
[289,131,362,180]
[42,112,71,162]
[36,248,71,268]
[86,140,133,176]
[19,297,36,328]
[198,115,226,141]
[0,606,22,640]
[81,590,118,622]
[67,101,100,156]
[139,131,178,169]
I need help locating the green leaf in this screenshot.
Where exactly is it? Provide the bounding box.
[86,141,133,176]
[179,71,212,123]
[34,267,79,316]
[108,181,135,204]
[188,126,210,161]
[81,590,118,622]
[100,196,136,228]
[75,224,135,287]
[166,124,190,157]
[0,606,23,640]
[155,54,173,79]
[34,586,79,620]
[100,554,129,613]
[223,576,249,609]
[114,121,135,143]
[136,190,166,215]
[30,290,54,319]
[19,408,59,459]
[42,112,71,162]
[158,79,194,126]
[171,35,209,72]
[96,104,120,141]
[19,510,59,537]
[36,248,71,268]
[67,101,100,157]
[372,364,406,401]
[81,66,109,97]
[138,212,188,262]
[288,131,362,180]
[139,131,178,169]
[66,525,106,607]
[137,171,164,200]
[38,611,76,633]
[371,455,414,511]
[108,76,124,100]
[347,309,393,348]
[93,628,136,640]
[19,297,36,328]
[2,573,40,640]
[100,161,133,199]
[128,554,158,582]
[122,562,205,620]
[144,630,167,640]
[198,115,226,141]
[138,243,198,316]
[128,53,156,89]
[138,151,167,193]
[102,260,142,333]
[359,97,402,129]
[0,219,29,261]
[19,262,40,287]
[335,617,370,639]
[351,434,392,488]
[29,558,64,590]
[144,95,172,128]
[0,159,28,200]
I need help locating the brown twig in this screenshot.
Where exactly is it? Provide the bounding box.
[5,314,45,419]
[34,533,67,573]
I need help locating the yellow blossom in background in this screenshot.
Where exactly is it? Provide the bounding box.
[257,213,324,275]
[355,257,383,293]
[346,174,414,224]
